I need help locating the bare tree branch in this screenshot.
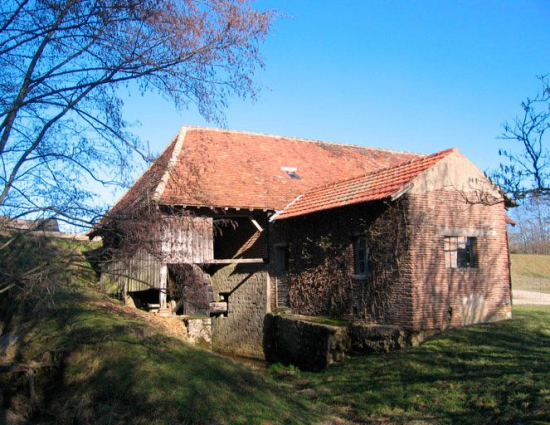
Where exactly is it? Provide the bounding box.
[493,74,550,201]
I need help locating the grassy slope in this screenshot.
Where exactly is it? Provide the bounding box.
[6,290,549,425]
[287,305,550,425]
[2,242,548,424]
[511,254,550,293]
[2,286,322,425]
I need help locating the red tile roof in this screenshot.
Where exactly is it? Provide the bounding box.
[112,127,421,213]
[274,148,456,220]
[108,133,180,216]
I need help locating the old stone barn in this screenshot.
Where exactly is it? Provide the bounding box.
[94,127,512,360]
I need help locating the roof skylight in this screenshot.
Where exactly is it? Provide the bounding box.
[280,166,300,180]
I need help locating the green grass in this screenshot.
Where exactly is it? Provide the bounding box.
[511,254,550,293]
[2,286,323,425]
[275,305,550,425]
[2,244,549,424]
[7,289,548,425]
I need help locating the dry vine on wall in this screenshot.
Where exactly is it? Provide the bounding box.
[287,200,410,322]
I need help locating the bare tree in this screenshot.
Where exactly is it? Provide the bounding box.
[494,75,549,201]
[0,0,274,299]
[0,0,274,225]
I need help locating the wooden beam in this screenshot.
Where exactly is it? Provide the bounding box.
[250,218,264,232]
[206,258,264,264]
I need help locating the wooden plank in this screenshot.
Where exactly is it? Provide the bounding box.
[206,258,264,264]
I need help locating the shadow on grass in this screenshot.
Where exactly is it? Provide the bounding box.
[8,289,320,425]
[296,306,550,425]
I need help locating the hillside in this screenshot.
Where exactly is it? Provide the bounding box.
[0,284,322,424]
[511,254,550,293]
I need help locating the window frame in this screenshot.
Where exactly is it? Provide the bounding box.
[444,236,478,269]
[353,237,369,279]
[275,244,289,274]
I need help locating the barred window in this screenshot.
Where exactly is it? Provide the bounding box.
[445,236,478,268]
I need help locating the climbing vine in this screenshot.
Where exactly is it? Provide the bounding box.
[287,200,412,322]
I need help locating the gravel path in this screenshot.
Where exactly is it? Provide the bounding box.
[513,290,550,305]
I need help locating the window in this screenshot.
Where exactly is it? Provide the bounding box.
[353,237,369,276]
[444,236,478,268]
[276,245,289,273]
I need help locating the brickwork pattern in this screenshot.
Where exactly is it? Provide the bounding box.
[270,202,413,325]
[406,189,512,330]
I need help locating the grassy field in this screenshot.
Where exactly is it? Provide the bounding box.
[1,286,326,425]
[511,254,550,293]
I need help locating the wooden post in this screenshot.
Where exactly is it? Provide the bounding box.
[123,280,128,305]
[159,264,168,309]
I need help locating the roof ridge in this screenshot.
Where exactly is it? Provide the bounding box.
[182,125,423,157]
[100,130,182,220]
[152,126,187,202]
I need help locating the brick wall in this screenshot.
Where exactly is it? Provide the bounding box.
[270,202,414,326]
[406,189,512,330]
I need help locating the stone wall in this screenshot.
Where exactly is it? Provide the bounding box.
[347,322,435,353]
[209,263,269,359]
[263,313,350,371]
[406,189,512,330]
[263,314,433,371]
[184,318,211,347]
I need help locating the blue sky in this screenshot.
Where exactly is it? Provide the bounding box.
[120,0,549,185]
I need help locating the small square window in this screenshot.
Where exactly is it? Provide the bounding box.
[354,238,369,275]
[445,236,478,268]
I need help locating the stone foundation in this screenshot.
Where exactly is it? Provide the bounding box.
[347,322,435,353]
[183,317,212,347]
[210,263,268,359]
[263,314,438,370]
[263,313,351,371]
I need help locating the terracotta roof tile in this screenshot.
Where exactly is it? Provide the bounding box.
[108,135,179,216]
[159,127,421,210]
[274,148,456,220]
[107,127,423,214]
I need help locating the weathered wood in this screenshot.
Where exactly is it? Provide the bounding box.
[207,258,264,264]
[159,264,168,308]
[160,216,214,263]
[100,249,161,293]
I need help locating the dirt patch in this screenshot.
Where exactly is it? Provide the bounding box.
[92,300,188,340]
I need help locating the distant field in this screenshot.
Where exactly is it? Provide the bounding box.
[511,254,550,293]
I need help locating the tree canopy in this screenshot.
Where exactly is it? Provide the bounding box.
[0,0,274,227]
